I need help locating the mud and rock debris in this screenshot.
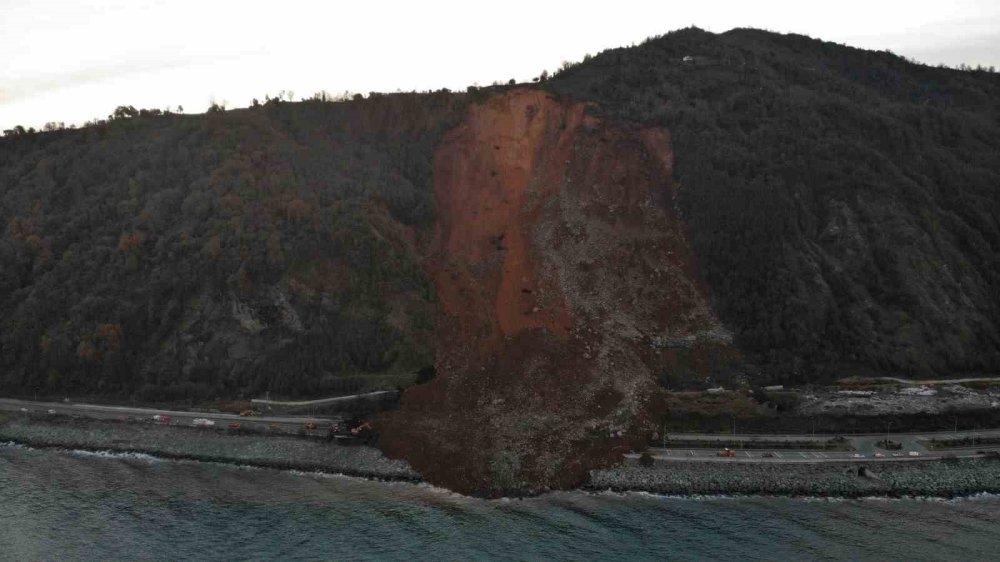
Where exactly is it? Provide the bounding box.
[378,88,733,496]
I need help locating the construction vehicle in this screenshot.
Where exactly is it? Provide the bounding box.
[351,421,373,436]
[717,448,736,458]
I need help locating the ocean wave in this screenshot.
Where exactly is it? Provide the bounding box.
[589,489,748,501]
[587,488,1000,503]
[67,449,159,462]
[287,469,351,480]
[854,493,1000,503]
[951,492,1000,502]
[287,469,461,498]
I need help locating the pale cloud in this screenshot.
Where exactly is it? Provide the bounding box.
[2,0,998,129]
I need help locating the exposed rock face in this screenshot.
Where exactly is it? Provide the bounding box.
[378,89,731,495]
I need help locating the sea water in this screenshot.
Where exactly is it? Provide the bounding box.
[2,443,998,561]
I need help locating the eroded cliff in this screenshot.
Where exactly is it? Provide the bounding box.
[378,89,732,495]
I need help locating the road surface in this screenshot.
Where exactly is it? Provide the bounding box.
[251,390,397,408]
[841,375,1000,386]
[633,446,1000,464]
[639,429,1000,463]
[4,397,998,462]
[0,397,341,434]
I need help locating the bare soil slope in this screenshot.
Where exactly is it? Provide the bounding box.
[378,89,732,495]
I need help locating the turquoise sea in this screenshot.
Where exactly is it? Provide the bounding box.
[2,443,998,561]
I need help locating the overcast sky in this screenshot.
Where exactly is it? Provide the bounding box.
[2,0,999,130]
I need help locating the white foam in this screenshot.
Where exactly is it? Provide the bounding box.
[67,449,158,462]
[587,489,1000,503]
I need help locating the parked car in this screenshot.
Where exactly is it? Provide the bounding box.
[874,452,885,458]
[153,415,171,424]
[851,453,865,459]
[228,422,241,430]
[304,421,318,430]
[908,451,921,457]
[19,408,28,413]
[192,418,215,427]
[891,452,904,457]
[47,409,57,414]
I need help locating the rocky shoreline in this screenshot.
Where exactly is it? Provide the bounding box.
[4,414,1000,499]
[589,457,1000,498]
[0,414,419,482]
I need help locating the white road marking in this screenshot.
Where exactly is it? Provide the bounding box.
[775,452,782,459]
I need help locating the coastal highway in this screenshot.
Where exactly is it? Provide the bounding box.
[4,396,1000,461]
[661,429,1000,441]
[638,428,1000,463]
[0,398,341,434]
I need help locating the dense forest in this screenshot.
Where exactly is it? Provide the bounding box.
[549,28,1000,382]
[1,27,999,402]
[0,93,464,400]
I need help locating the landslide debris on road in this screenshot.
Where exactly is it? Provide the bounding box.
[799,385,1000,417]
[378,88,733,496]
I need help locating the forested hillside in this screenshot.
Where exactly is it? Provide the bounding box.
[549,28,1000,382]
[2,26,999,412]
[0,93,464,400]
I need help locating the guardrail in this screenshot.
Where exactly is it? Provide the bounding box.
[251,390,398,408]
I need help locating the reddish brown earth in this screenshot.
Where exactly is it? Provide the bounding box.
[378,88,734,496]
